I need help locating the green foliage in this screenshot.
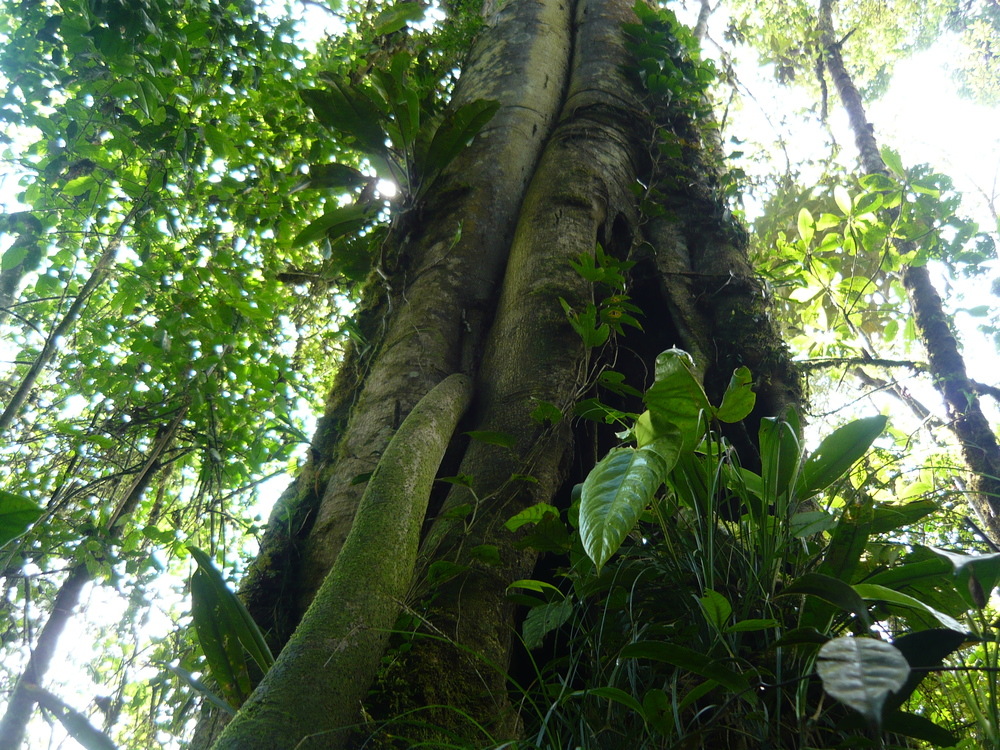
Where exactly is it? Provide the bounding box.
[504,353,1000,747]
[188,546,274,711]
[0,491,43,548]
[816,637,911,730]
[301,51,498,202]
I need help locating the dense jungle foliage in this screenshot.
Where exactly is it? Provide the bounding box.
[1,0,1000,748]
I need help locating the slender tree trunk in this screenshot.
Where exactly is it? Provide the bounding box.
[818,0,1000,541]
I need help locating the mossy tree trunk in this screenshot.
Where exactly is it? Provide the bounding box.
[200,0,801,746]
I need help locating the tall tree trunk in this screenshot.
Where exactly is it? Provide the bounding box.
[207,0,801,746]
[818,0,1000,542]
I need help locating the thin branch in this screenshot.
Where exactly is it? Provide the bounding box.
[0,202,144,438]
[796,356,926,372]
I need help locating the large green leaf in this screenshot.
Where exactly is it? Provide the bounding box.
[521,598,573,650]
[798,415,887,497]
[887,629,971,714]
[418,99,500,186]
[853,583,965,631]
[926,546,1000,609]
[816,497,873,585]
[779,572,872,628]
[0,490,43,548]
[580,436,680,572]
[301,81,388,156]
[374,52,421,153]
[883,711,959,747]
[568,686,644,716]
[643,349,711,450]
[816,637,909,729]
[714,366,755,422]
[188,546,275,708]
[373,1,426,34]
[300,163,369,192]
[190,569,251,707]
[758,416,800,508]
[291,203,372,248]
[868,499,938,534]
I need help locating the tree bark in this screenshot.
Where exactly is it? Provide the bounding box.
[238,0,575,646]
[213,375,471,749]
[207,0,803,745]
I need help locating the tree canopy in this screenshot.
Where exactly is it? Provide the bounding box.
[1,0,1000,748]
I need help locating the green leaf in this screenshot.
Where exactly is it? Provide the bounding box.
[63,175,96,197]
[580,437,680,572]
[420,99,499,184]
[798,416,887,497]
[880,146,906,178]
[797,207,814,245]
[0,490,43,548]
[854,190,884,215]
[569,686,644,716]
[190,568,251,707]
[521,598,573,649]
[816,637,909,728]
[188,546,274,709]
[203,124,232,158]
[714,366,755,422]
[759,416,800,506]
[883,711,959,747]
[302,163,369,191]
[505,503,559,532]
[644,349,711,450]
[373,2,426,35]
[165,664,236,715]
[789,509,836,537]
[2,244,27,269]
[508,579,564,596]
[816,499,873,586]
[779,572,872,628]
[887,629,970,715]
[698,589,732,630]
[560,299,611,347]
[853,583,965,631]
[301,83,388,156]
[529,400,563,425]
[834,185,853,216]
[291,203,371,248]
[868,499,937,535]
[642,688,673,733]
[926,546,1000,609]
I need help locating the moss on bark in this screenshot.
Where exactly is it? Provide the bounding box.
[213,374,472,750]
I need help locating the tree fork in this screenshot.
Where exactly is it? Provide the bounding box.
[378,0,654,739]
[238,0,575,643]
